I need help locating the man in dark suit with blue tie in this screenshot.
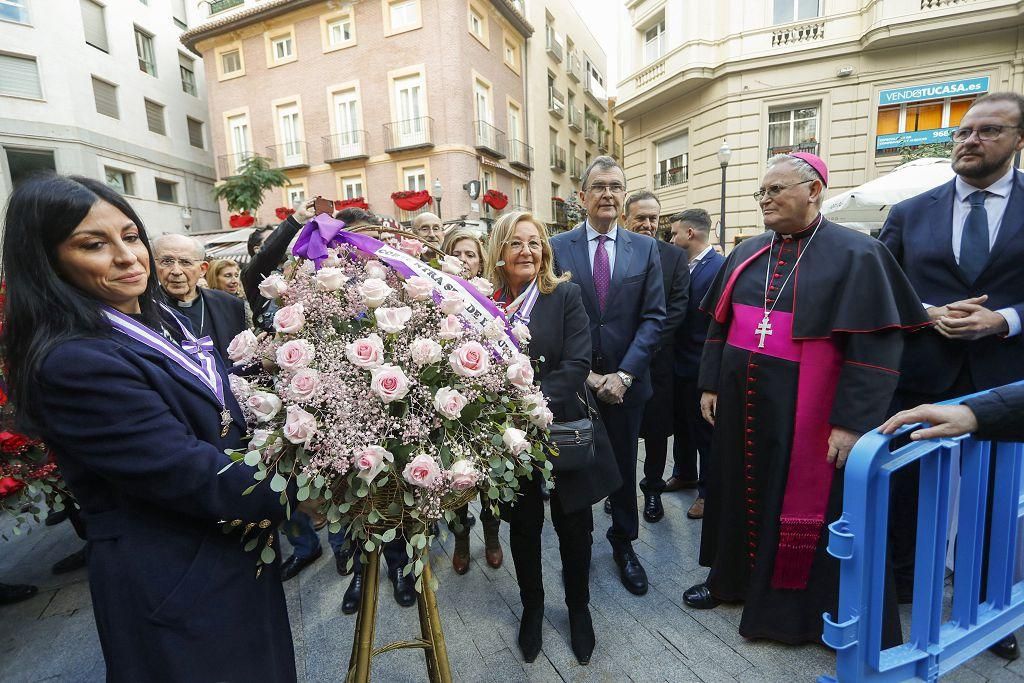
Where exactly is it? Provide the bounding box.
[880,91,1024,660]
[666,209,726,520]
[551,156,666,596]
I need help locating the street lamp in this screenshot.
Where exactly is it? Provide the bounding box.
[432,178,443,221]
[717,139,732,250]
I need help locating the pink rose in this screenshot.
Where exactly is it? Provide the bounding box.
[469,277,494,297]
[526,400,553,428]
[398,237,425,257]
[346,333,384,369]
[314,266,348,291]
[249,428,272,449]
[370,364,411,403]
[354,445,393,484]
[403,452,441,488]
[439,314,463,340]
[364,260,388,280]
[502,427,529,455]
[506,354,535,390]
[483,317,506,341]
[283,405,317,445]
[227,329,259,363]
[289,368,321,402]
[358,277,393,308]
[449,341,490,378]
[438,291,465,316]
[276,339,315,369]
[440,254,464,275]
[449,459,478,491]
[433,386,468,420]
[273,303,305,334]
[403,276,434,301]
[247,391,283,422]
[410,338,443,365]
[512,322,531,344]
[375,306,413,334]
[258,273,288,299]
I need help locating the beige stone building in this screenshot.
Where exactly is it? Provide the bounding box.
[182,0,534,230]
[614,0,1024,246]
[521,0,614,228]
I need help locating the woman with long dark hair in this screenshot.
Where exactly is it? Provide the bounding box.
[1,175,297,682]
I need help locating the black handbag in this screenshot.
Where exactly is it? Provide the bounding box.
[549,392,598,472]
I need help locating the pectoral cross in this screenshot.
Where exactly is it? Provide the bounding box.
[755,313,773,349]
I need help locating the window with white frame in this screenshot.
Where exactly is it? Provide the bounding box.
[0,53,42,99]
[333,88,361,147]
[135,26,156,76]
[504,39,517,69]
[327,16,353,46]
[285,184,306,208]
[389,0,418,31]
[773,0,820,25]
[0,0,29,23]
[171,0,187,29]
[513,183,526,209]
[271,33,294,62]
[767,105,818,154]
[276,103,303,165]
[404,165,426,191]
[482,171,494,194]
[654,132,688,188]
[81,0,108,51]
[474,79,493,146]
[220,48,242,76]
[179,54,197,95]
[643,18,665,65]
[340,175,364,199]
[393,73,426,145]
[507,102,521,142]
[105,167,135,195]
[226,113,250,165]
[469,7,484,40]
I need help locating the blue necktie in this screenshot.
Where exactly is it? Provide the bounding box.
[959,190,989,283]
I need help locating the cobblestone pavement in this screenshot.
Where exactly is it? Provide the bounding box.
[2,443,1023,682]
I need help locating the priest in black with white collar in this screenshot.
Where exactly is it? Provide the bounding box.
[153,234,246,364]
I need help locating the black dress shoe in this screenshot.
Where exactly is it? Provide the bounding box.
[568,606,595,665]
[613,549,648,596]
[280,546,322,581]
[683,583,721,610]
[391,568,416,607]
[341,572,363,615]
[518,605,544,663]
[334,545,355,576]
[643,493,664,523]
[0,582,38,606]
[52,547,87,575]
[990,634,1020,661]
[603,498,612,515]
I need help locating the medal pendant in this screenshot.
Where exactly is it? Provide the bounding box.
[220,409,232,437]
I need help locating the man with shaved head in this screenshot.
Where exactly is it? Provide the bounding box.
[153,233,245,363]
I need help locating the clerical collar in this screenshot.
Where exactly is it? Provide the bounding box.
[174,292,200,308]
[585,221,618,242]
[780,216,822,241]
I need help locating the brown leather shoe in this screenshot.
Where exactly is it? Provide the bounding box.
[686,497,705,519]
[453,533,470,575]
[483,524,503,568]
[665,476,698,492]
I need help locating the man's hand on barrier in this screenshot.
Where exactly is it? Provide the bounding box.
[880,404,979,440]
[826,426,861,469]
[700,392,717,426]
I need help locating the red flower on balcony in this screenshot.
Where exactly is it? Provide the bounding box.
[229,210,256,228]
[390,190,432,211]
[274,206,296,220]
[482,190,509,211]
[335,197,370,211]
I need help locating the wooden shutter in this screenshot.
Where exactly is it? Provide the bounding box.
[145,99,165,134]
[187,118,204,148]
[80,0,108,51]
[0,53,42,99]
[91,77,118,118]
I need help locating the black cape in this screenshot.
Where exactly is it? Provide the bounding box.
[697,219,928,645]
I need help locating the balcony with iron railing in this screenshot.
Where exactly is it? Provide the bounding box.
[767,140,819,159]
[654,163,689,189]
[208,0,243,15]
[584,120,597,143]
[549,144,566,172]
[570,157,583,181]
[383,116,434,152]
[567,51,582,82]
[583,73,608,108]
[508,139,534,170]
[568,107,582,131]
[545,27,563,62]
[473,120,506,158]
[598,133,609,154]
[323,131,369,162]
[548,87,565,118]
[217,151,263,179]
[266,141,310,169]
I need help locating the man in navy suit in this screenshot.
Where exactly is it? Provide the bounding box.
[666,209,726,520]
[623,192,690,524]
[880,91,1024,660]
[551,156,666,596]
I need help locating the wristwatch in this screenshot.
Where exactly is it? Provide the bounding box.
[616,371,634,388]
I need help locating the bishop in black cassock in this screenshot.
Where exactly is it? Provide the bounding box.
[683,153,929,645]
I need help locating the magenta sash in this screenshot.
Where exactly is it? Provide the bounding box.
[727,302,842,590]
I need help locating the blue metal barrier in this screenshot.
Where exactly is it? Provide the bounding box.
[819,392,1024,682]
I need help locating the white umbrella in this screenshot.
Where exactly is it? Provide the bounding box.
[822,157,956,231]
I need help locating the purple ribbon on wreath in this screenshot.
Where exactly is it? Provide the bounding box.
[292,213,347,268]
